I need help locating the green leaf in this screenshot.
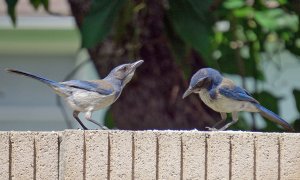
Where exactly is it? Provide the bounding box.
[293,89,300,113]
[41,0,49,11]
[253,91,286,131]
[5,0,18,25]
[223,0,245,9]
[255,9,299,31]
[104,110,116,129]
[81,0,127,48]
[293,118,300,132]
[233,7,254,18]
[216,44,264,79]
[254,91,280,114]
[168,0,214,62]
[30,0,41,9]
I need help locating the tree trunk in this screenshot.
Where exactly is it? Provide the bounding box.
[68,0,217,130]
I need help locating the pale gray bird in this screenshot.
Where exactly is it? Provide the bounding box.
[6,60,144,130]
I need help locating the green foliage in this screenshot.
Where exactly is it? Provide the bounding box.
[293,118,300,132]
[5,0,48,25]
[5,0,18,25]
[30,0,41,9]
[104,110,116,129]
[293,89,300,113]
[80,0,127,48]
[254,91,284,131]
[254,91,280,114]
[167,0,214,63]
[293,89,300,131]
[255,9,298,31]
[223,0,245,9]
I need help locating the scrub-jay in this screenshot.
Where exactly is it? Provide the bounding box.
[6,60,144,130]
[182,68,294,131]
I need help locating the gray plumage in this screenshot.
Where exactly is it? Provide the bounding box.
[6,60,144,130]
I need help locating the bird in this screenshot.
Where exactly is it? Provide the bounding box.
[182,68,294,132]
[6,60,144,130]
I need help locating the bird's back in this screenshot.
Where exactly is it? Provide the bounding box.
[198,77,259,113]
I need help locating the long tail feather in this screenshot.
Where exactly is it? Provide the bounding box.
[254,103,294,132]
[6,68,61,87]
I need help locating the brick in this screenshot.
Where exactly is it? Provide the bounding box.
[110,131,133,179]
[255,133,279,180]
[181,131,206,180]
[11,131,35,180]
[206,132,230,180]
[85,130,108,180]
[231,132,254,180]
[157,131,181,179]
[280,133,300,180]
[59,130,84,180]
[133,131,156,180]
[0,132,9,179]
[35,132,59,180]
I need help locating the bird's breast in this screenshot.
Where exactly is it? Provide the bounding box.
[65,89,117,112]
[198,89,258,113]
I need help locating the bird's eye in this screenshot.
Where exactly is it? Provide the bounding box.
[122,66,128,71]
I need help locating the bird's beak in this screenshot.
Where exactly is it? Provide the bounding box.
[182,87,193,99]
[130,60,144,69]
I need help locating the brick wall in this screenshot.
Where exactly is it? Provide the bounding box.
[0,130,299,179]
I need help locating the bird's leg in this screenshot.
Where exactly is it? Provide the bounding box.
[217,112,239,131]
[73,111,88,130]
[85,111,109,130]
[206,113,227,131]
[214,113,228,128]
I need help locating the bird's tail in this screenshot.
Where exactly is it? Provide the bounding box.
[254,103,294,132]
[6,68,62,88]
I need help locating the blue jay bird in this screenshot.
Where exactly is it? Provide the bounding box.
[6,60,144,130]
[182,68,294,131]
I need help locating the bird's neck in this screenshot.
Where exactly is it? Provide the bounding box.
[206,76,222,91]
[104,76,124,94]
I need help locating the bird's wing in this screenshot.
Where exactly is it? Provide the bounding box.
[61,80,114,95]
[218,78,258,103]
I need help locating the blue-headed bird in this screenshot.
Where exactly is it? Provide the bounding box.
[183,68,294,131]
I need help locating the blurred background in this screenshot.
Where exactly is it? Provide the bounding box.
[1,0,300,132]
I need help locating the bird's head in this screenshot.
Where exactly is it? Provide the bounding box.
[108,60,144,85]
[182,68,222,99]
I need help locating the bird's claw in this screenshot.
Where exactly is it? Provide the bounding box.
[205,127,219,131]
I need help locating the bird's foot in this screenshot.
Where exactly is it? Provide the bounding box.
[205,127,219,131]
[77,128,89,130]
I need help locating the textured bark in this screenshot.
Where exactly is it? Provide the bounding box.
[68,0,217,130]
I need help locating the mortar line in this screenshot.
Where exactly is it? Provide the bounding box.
[229,135,232,180]
[131,133,135,180]
[277,136,281,180]
[253,136,257,180]
[204,134,208,180]
[107,133,111,180]
[155,135,159,180]
[8,133,12,180]
[83,132,86,180]
[57,134,60,180]
[33,136,36,180]
[180,136,183,180]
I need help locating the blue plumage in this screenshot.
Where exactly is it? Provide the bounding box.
[218,86,258,104]
[62,80,114,95]
[183,68,294,132]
